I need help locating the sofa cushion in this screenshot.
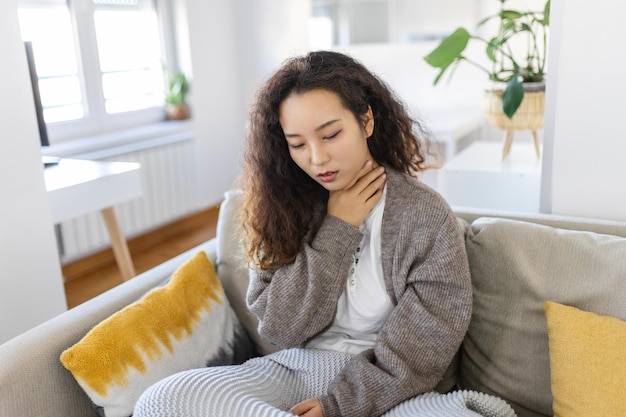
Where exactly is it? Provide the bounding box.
[60,251,255,417]
[216,189,279,356]
[460,217,626,417]
[544,301,626,417]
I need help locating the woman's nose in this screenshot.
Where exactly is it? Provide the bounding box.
[309,143,329,165]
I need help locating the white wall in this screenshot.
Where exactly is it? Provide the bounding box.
[333,42,487,115]
[395,0,479,41]
[541,0,626,221]
[183,0,244,208]
[0,0,66,344]
[183,0,310,208]
[234,0,311,108]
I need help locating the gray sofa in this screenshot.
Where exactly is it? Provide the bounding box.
[1,189,625,417]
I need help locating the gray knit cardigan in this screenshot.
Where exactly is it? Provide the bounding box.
[247,168,472,417]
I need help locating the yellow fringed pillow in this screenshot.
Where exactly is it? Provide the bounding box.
[61,251,255,417]
[544,301,626,417]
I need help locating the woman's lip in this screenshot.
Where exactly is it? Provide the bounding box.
[318,171,338,183]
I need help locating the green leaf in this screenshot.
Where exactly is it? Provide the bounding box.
[501,19,516,33]
[477,14,498,28]
[501,10,523,20]
[543,0,551,25]
[486,38,499,63]
[424,28,470,68]
[502,76,524,119]
[433,67,448,85]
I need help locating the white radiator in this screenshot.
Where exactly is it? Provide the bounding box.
[59,139,201,263]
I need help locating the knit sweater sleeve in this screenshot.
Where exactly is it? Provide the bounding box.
[246,215,363,348]
[319,192,473,417]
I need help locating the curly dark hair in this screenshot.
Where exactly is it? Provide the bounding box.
[240,50,432,270]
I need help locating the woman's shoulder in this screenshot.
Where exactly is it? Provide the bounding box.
[385,168,452,213]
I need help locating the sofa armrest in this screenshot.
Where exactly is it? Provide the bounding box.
[0,239,216,417]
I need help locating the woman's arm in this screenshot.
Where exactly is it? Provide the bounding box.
[246,215,363,348]
[319,211,473,417]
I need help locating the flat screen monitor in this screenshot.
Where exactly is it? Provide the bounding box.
[24,41,49,148]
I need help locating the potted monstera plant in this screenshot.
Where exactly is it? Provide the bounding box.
[424,0,550,158]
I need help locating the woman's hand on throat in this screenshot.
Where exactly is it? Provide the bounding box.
[327,160,386,228]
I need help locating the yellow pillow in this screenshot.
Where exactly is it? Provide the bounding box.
[544,301,626,417]
[61,251,253,417]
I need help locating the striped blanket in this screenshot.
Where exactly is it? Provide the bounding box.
[134,348,516,417]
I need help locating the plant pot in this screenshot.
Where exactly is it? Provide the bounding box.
[483,82,545,131]
[483,82,545,160]
[165,104,190,120]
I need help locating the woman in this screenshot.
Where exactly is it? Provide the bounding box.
[135,51,473,417]
[242,50,472,417]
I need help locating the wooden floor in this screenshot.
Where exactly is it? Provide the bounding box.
[63,205,220,309]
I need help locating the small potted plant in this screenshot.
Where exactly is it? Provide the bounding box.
[424,0,550,143]
[164,70,190,120]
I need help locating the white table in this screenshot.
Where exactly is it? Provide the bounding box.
[438,141,542,212]
[44,159,142,281]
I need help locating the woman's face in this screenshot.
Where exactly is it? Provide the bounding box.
[279,89,374,191]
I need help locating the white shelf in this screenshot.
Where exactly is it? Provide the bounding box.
[438,141,542,212]
[423,107,484,161]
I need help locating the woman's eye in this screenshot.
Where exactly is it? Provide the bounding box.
[289,143,304,150]
[324,130,341,140]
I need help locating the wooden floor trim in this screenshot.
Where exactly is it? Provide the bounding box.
[61,205,220,282]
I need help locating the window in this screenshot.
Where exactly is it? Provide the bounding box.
[18,0,174,143]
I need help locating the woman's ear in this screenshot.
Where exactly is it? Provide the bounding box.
[363,106,374,138]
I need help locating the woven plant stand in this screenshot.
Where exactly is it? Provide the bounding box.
[483,84,545,160]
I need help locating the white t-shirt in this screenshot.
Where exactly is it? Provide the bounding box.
[307,188,394,354]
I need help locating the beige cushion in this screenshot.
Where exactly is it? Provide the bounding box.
[216,189,278,356]
[459,217,626,417]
